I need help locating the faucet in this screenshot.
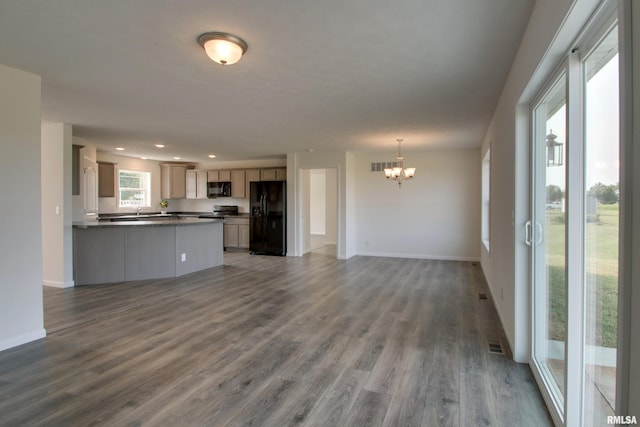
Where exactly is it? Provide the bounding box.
[136,206,142,216]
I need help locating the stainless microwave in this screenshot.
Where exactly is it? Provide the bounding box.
[207,182,231,198]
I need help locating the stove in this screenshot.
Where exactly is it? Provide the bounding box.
[212,205,239,217]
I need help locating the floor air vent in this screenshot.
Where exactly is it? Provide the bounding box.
[488,340,505,355]
[478,293,488,300]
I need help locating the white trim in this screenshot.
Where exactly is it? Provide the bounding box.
[355,251,480,262]
[43,280,74,288]
[0,328,46,352]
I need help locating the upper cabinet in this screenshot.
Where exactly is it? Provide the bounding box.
[206,167,286,198]
[186,170,208,199]
[160,164,187,199]
[83,156,99,214]
[209,170,231,182]
[260,168,286,181]
[245,169,261,197]
[97,161,116,198]
[231,170,246,198]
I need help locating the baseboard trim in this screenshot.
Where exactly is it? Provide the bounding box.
[0,328,47,352]
[355,251,480,262]
[43,279,75,288]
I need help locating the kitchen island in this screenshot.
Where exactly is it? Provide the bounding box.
[73,218,223,286]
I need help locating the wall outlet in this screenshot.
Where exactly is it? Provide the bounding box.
[181,253,186,262]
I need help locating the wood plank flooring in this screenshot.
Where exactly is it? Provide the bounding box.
[0,252,551,426]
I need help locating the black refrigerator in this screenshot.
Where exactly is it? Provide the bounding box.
[250,181,286,256]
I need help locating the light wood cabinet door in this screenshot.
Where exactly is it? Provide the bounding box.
[245,169,261,198]
[97,161,115,198]
[186,170,197,199]
[161,164,187,199]
[231,170,246,198]
[260,168,286,181]
[218,170,231,181]
[196,171,208,199]
[224,224,239,248]
[238,224,250,249]
[207,170,219,182]
[187,171,208,199]
[260,168,276,181]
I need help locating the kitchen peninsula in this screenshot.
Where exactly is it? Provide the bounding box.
[73,217,223,285]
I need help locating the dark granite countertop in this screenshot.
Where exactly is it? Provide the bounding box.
[73,217,223,228]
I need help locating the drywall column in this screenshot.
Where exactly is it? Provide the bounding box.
[0,64,46,351]
[42,122,74,288]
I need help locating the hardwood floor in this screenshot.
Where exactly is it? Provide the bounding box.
[0,252,551,426]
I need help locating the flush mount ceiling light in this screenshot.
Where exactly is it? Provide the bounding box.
[197,32,248,65]
[384,138,416,187]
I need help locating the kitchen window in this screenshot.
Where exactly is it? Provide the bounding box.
[118,169,151,208]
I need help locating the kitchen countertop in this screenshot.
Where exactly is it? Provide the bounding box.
[73,217,223,228]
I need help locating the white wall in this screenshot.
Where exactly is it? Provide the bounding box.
[0,64,46,351]
[325,168,338,245]
[41,122,74,288]
[354,149,480,261]
[310,169,326,235]
[480,0,602,362]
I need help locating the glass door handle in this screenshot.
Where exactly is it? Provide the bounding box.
[525,220,532,246]
[535,222,544,245]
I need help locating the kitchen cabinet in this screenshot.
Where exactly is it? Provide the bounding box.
[260,168,286,181]
[245,169,261,197]
[161,164,187,199]
[97,161,116,198]
[223,217,249,249]
[208,169,231,182]
[231,170,246,198]
[83,156,98,214]
[186,170,208,199]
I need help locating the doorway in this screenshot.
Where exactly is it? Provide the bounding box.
[303,168,337,257]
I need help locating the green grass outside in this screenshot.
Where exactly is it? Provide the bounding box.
[545,204,619,348]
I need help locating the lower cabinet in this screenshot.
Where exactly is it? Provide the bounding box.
[223,217,250,249]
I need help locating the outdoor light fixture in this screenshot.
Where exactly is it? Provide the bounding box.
[546,130,564,167]
[197,32,248,65]
[384,138,416,187]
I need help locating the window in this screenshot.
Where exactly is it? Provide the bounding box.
[481,148,491,251]
[118,169,151,208]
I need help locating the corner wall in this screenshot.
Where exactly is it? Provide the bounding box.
[0,64,46,351]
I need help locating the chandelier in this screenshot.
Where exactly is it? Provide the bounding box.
[384,138,416,187]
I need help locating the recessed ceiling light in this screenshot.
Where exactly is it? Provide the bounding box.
[208,154,216,158]
[115,147,125,151]
[140,157,147,160]
[155,144,165,148]
[173,157,181,160]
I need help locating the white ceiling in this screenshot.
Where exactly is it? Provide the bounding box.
[0,0,534,162]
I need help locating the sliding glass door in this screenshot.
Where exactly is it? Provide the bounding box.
[531,73,568,418]
[582,25,619,426]
[529,8,619,426]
